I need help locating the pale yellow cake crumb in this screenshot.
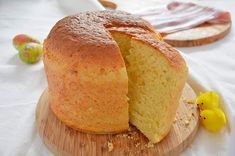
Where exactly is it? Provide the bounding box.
[135,142,140,147]
[122,134,128,137]
[184,99,196,104]
[185,119,190,126]
[145,142,154,148]
[107,142,114,152]
[128,153,134,156]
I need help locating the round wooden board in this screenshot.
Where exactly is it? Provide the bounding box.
[163,23,231,47]
[36,84,199,156]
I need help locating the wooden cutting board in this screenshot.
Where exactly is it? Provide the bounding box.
[163,23,231,47]
[36,83,199,156]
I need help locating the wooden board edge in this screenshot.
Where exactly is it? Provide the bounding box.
[163,23,232,47]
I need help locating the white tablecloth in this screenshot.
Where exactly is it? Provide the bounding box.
[0,0,234,155]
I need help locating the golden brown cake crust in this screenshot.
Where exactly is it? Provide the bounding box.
[45,10,155,64]
[43,10,187,134]
[45,10,185,73]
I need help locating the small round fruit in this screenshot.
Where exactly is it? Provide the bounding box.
[18,43,43,64]
[13,34,40,51]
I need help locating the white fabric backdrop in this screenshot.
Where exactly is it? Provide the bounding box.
[0,0,234,155]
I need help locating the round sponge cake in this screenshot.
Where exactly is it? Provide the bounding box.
[43,10,188,142]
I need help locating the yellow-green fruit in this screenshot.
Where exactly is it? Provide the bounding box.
[196,91,219,110]
[13,34,40,51]
[200,108,226,132]
[19,43,43,64]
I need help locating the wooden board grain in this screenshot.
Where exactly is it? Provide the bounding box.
[163,23,231,47]
[36,83,199,156]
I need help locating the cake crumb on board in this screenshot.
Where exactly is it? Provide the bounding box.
[107,142,114,152]
[128,152,134,156]
[185,119,190,126]
[145,142,154,148]
[135,142,141,147]
[183,98,196,105]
